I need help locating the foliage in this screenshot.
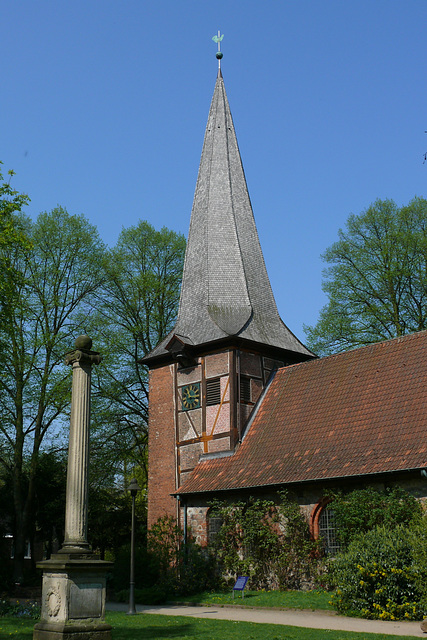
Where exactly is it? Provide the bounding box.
[173,541,219,597]
[0,450,67,566]
[89,222,186,486]
[209,498,280,589]
[330,487,422,548]
[0,202,185,580]
[146,515,220,597]
[0,163,31,306]
[0,598,40,619]
[408,512,427,612]
[276,491,321,589]
[327,525,424,620]
[0,206,105,582]
[147,514,183,577]
[209,494,320,590]
[111,542,156,593]
[305,197,427,355]
[88,486,143,561]
[33,451,67,556]
[114,584,169,605]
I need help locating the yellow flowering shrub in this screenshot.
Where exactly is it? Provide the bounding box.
[327,525,424,620]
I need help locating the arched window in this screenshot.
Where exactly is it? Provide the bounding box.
[318,506,341,556]
[311,499,342,556]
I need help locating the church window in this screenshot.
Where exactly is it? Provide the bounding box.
[240,376,251,403]
[318,506,341,556]
[206,378,221,405]
[207,513,223,544]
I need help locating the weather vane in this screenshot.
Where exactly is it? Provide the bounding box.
[212,31,224,69]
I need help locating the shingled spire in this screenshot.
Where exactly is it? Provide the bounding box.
[144,67,313,364]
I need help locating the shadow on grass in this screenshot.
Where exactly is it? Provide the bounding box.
[0,617,196,640]
[110,622,195,639]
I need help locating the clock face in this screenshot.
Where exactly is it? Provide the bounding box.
[181,383,201,411]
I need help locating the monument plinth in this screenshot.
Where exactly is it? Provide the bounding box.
[34,336,112,640]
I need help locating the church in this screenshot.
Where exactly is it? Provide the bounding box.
[142,55,427,552]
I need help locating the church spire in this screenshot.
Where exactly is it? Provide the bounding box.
[144,55,313,364]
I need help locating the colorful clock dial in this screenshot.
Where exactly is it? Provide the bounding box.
[181,383,201,410]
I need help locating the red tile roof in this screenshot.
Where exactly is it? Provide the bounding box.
[178,331,427,495]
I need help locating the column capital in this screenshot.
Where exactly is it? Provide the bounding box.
[65,349,102,367]
[64,335,102,367]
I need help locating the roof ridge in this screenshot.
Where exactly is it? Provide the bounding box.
[305,329,427,366]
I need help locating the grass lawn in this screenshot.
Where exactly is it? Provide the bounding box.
[0,612,419,640]
[168,589,332,610]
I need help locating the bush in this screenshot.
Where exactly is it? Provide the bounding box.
[327,525,423,620]
[409,512,427,612]
[147,515,221,597]
[0,599,40,619]
[172,542,220,596]
[330,487,422,548]
[111,543,159,593]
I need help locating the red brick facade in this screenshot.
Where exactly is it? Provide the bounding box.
[147,364,178,528]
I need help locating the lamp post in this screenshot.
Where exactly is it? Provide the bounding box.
[127,477,140,615]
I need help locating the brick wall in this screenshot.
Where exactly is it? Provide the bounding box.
[147,364,178,528]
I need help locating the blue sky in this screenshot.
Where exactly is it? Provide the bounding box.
[2,1,427,341]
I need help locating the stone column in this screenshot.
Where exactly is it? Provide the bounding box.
[34,336,112,640]
[60,335,101,554]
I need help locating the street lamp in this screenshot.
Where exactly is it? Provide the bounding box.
[127,477,140,615]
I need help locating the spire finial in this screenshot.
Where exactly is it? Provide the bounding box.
[212,31,224,71]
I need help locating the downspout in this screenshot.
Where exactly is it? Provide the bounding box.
[177,494,188,564]
[237,349,241,441]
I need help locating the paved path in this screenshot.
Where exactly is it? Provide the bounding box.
[106,601,425,637]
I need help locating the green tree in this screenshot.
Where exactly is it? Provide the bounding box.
[0,163,31,332]
[305,197,427,355]
[0,206,105,582]
[89,221,186,485]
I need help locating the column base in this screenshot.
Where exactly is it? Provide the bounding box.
[34,556,113,640]
[33,621,112,640]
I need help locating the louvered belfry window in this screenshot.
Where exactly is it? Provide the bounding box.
[240,376,251,403]
[206,378,221,405]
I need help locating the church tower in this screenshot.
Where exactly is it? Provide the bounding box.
[143,47,314,527]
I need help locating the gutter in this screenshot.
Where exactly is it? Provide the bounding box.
[176,466,427,498]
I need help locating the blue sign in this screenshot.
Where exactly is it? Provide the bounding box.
[232,576,249,598]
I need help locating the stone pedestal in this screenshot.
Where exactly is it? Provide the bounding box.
[34,337,112,640]
[33,555,112,640]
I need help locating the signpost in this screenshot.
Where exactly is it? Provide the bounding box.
[232,576,249,599]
